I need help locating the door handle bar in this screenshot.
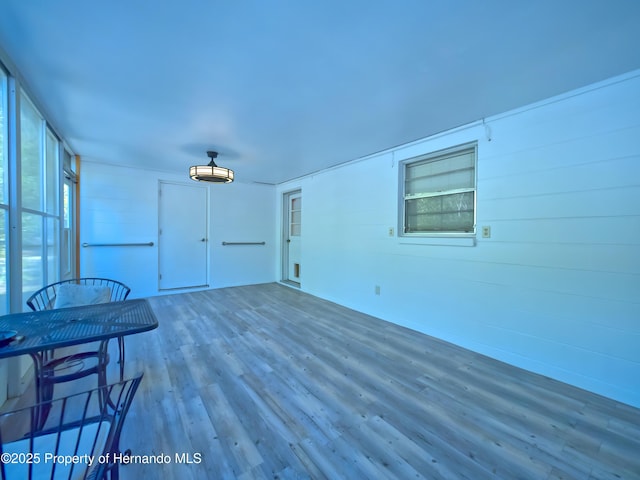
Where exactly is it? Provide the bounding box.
[221,241,266,246]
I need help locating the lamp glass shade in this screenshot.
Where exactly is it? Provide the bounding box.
[189,165,234,183]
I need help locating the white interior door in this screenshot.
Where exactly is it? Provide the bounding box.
[158,181,208,290]
[282,190,301,285]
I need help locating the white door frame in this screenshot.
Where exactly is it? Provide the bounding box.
[281,189,301,287]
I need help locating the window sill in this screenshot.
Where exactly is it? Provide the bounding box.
[398,235,476,247]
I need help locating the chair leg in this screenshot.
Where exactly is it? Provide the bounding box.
[98,339,111,409]
[39,378,55,425]
[111,463,121,480]
[118,336,125,381]
[28,352,54,430]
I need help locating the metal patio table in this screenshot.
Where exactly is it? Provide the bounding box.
[0,299,158,426]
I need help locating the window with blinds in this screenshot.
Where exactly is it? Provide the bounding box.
[402,143,477,235]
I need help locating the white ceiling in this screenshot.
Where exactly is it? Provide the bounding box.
[1,1,639,185]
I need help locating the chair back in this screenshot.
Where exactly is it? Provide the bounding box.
[26,278,131,312]
[0,373,143,480]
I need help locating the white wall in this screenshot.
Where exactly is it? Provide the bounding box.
[80,163,277,297]
[277,71,640,407]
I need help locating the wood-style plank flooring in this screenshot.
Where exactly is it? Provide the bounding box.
[111,283,639,479]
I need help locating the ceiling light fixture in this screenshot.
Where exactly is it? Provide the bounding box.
[189,151,234,183]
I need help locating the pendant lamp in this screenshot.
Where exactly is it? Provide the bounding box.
[189,151,234,183]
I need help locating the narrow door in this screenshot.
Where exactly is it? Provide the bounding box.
[158,181,208,290]
[282,190,301,286]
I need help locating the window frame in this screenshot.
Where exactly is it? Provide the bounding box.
[399,142,478,238]
[19,92,62,298]
[0,66,8,315]
[0,53,77,401]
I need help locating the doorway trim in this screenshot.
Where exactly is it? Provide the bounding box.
[281,189,301,287]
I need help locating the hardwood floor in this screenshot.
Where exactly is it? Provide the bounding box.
[114,283,639,480]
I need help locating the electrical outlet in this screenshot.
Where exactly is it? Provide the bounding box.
[388,227,394,237]
[375,285,381,295]
[482,226,491,238]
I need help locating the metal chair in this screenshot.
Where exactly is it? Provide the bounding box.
[26,278,131,312]
[0,373,143,480]
[25,279,132,426]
